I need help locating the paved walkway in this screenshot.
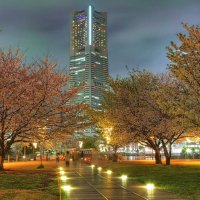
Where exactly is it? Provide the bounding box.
[57,161,183,200]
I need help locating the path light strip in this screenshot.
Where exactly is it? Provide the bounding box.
[121,175,128,181]
[60,170,65,175]
[107,170,112,175]
[97,167,102,171]
[146,183,155,191]
[62,185,71,192]
[60,176,67,181]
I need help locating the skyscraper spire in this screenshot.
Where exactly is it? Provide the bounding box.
[88,5,93,46]
[68,5,109,109]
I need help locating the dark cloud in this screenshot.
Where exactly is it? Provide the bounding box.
[0,0,200,77]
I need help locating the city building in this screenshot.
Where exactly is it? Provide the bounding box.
[68,5,109,109]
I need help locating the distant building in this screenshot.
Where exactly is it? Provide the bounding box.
[68,5,109,109]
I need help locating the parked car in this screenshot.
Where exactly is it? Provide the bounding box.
[84,156,91,163]
[58,155,65,161]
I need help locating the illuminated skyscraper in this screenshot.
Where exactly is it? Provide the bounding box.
[69,5,108,109]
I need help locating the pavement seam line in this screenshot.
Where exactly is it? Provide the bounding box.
[75,170,109,200]
[97,174,148,200]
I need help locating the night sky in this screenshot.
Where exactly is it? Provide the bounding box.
[0,0,199,77]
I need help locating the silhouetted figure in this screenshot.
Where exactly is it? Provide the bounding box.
[56,153,59,162]
[65,151,70,165]
[81,151,84,158]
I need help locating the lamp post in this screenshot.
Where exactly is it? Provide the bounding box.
[23,145,26,160]
[78,141,83,149]
[40,143,43,166]
[33,142,37,161]
[38,126,48,166]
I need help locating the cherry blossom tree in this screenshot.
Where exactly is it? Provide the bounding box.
[0,49,89,170]
[167,23,200,130]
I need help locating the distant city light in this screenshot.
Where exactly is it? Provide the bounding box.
[186,148,192,153]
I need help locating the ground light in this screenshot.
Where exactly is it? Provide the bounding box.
[121,175,128,181]
[60,176,67,181]
[62,185,71,192]
[60,171,65,175]
[107,170,112,175]
[146,183,155,191]
[97,167,102,171]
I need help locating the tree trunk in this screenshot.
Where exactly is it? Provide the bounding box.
[162,140,172,165]
[0,149,4,170]
[165,156,171,165]
[15,152,19,162]
[165,143,172,165]
[112,145,118,162]
[154,148,162,164]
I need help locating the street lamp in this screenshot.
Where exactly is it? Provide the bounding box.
[32,142,37,161]
[33,142,37,149]
[78,141,83,149]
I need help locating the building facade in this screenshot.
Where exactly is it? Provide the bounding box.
[69,5,109,109]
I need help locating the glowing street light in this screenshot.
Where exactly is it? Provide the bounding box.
[107,170,112,175]
[91,164,95,168]
[79,141,83,148]
[33,142,37,149]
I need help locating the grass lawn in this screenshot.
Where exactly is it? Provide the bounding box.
[103,163,200,200]
[0,161,59,200]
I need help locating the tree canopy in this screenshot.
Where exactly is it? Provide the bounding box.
[167,23,200,130]
[0,49,90,170]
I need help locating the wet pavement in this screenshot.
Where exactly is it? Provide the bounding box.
[57,161,183,200]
